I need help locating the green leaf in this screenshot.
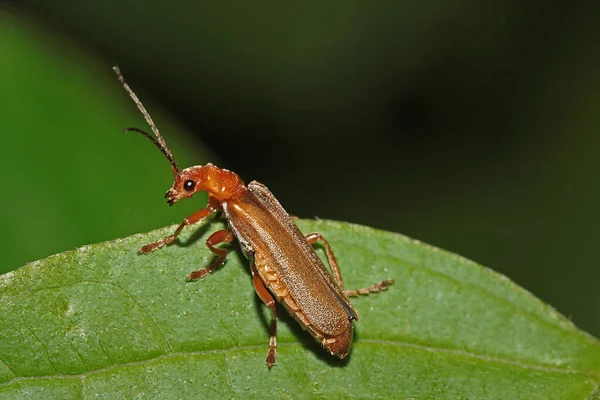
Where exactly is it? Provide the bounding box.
[1,220,599,399]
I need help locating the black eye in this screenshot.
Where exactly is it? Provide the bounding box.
[183,180,196,191]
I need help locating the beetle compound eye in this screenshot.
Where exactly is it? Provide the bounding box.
[184,180,196,191]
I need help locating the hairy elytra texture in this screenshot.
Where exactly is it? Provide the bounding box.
[224,181,359,357]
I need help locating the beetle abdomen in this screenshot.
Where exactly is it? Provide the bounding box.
[253,252,353,357]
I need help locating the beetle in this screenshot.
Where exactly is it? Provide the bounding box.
[114,66,393,366]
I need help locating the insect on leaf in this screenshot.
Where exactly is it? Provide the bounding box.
[0,219,599,399]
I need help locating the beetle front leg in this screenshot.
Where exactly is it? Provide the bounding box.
[187,229,234,281]
[305,232,394,297]
[250,257,277,368]
[139,207,215,254]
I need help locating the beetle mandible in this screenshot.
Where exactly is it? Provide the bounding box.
[114,66,393,367]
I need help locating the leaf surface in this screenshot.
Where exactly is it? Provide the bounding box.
[0,220,599,399]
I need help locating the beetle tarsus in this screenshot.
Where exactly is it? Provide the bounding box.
[187,268,210,281]
[266,314,277,368]
[266,347,276,368]
[344,279,394,297]
[138,240,166,254]
[187,229,234,281]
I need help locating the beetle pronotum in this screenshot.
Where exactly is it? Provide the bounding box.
[114,66,393,366]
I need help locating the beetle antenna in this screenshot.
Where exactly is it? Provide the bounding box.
[113,66,180,176]
[123,127,178,167]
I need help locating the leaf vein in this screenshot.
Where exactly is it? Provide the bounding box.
[0,359,16,380]
[585,381,600,400]
[107,279,174,353]
[0,339,597,391]
[18,310,58,374]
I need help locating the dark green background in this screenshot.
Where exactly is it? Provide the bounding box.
[1,1,599,338]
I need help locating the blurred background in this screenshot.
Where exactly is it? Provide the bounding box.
[1,2,599,335]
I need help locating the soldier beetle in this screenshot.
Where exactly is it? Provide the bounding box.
[114,66,393,367]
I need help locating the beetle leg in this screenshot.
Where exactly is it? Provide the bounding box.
[343,279,394,297]
[305,232,394,297]
[139,207,215,254]
[305,232,345,290]
[187,229,234,281]
[250,258,277,368]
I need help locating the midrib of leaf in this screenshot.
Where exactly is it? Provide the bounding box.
[0,340,596,389]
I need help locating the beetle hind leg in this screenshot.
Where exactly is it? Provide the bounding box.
[187,229,234,281]
[305,232,393,297]
[343,279,394,297]
[305,232,345,289]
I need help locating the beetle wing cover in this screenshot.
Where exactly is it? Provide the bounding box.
[223,181,357,336]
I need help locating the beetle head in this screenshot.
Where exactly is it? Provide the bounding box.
[165,166,205,206]
[114,67,244,206]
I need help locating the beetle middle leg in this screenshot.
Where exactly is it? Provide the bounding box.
[187,229,234,281]
[250,258,277,367]
[305,232,394,296]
